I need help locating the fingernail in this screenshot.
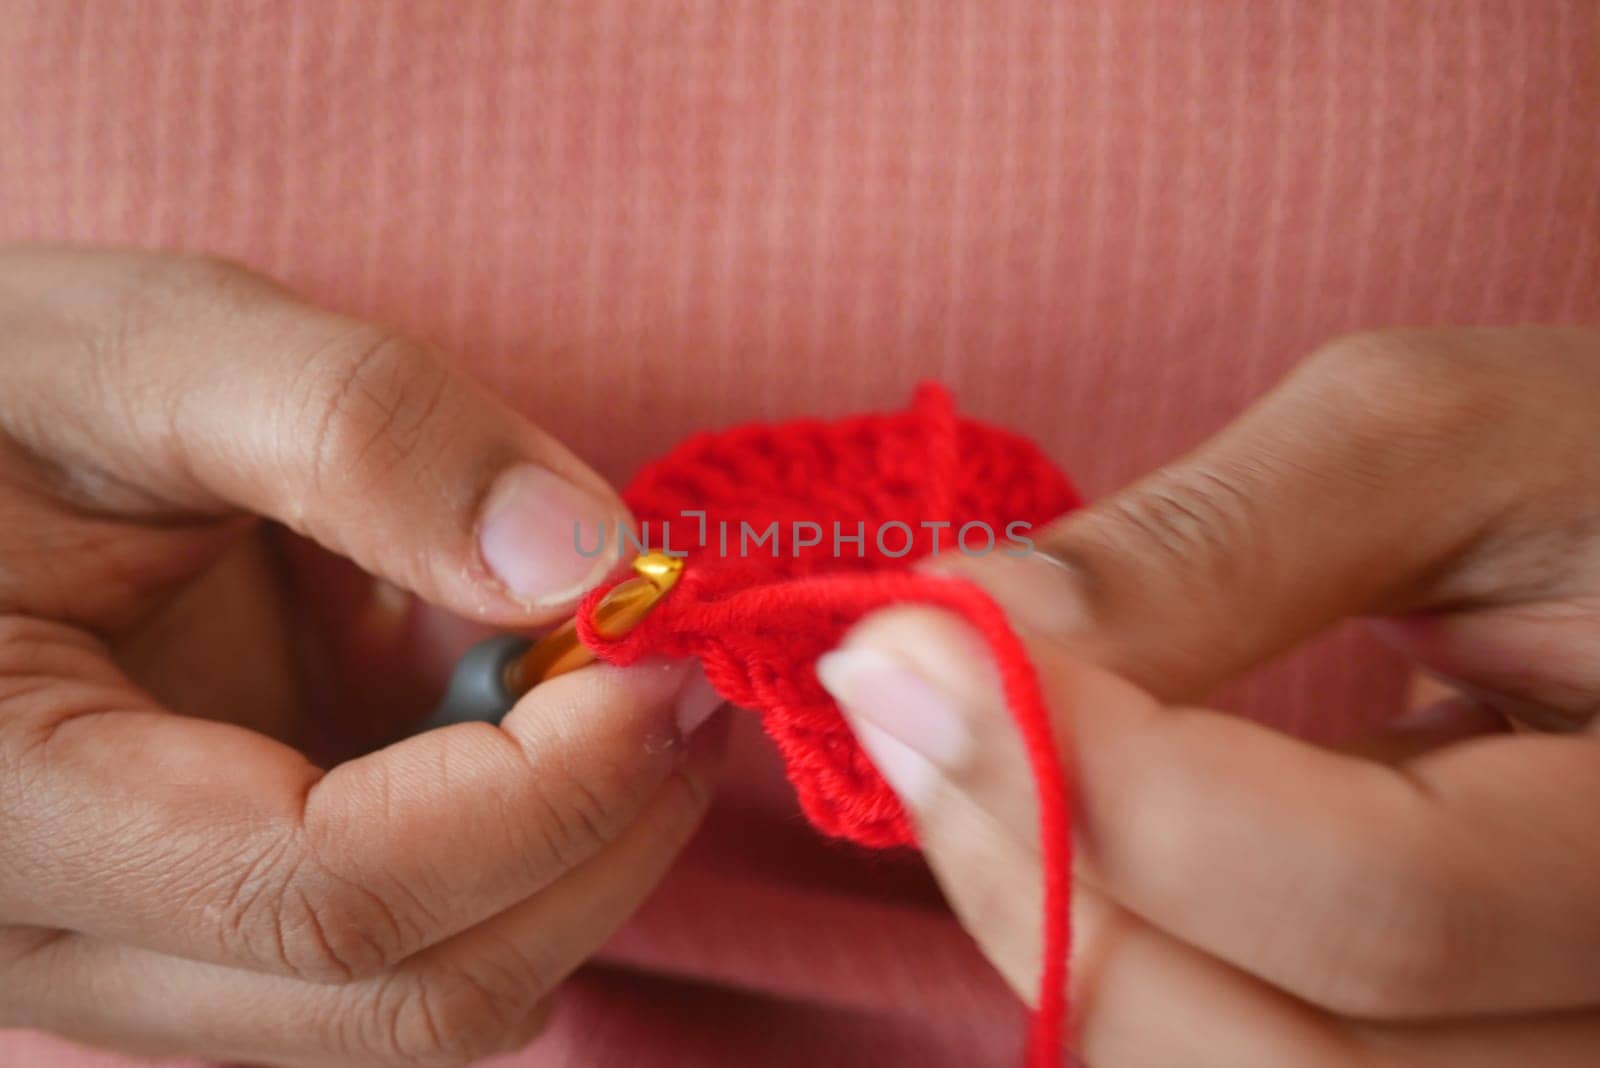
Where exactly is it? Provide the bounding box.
[1389,695,1506,737]
[478,464,623,608]
[921,550,1091,639]
[1389,697,1471,734]
[674,666,724,736]
[816,646,970,809]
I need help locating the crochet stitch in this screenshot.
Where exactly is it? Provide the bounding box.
[577,384,1081,1065]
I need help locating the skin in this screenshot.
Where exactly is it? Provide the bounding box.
[0,246,728,1067]
[6,246,1598,1066]
[822,327,1600,1065]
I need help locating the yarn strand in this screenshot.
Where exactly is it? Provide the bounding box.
[574,385,1081,1064]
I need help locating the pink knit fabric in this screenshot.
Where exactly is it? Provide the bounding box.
[1,3,1596,1065]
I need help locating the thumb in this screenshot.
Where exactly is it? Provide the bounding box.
[0,246,629,626]
[937,328,1600,701]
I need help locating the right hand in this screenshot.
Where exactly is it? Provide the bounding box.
[823,328,1600,1066]
[0,246,725,1066]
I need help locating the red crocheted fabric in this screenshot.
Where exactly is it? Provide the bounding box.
[576,384,1081,1065]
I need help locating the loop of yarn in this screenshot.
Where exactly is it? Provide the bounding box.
[577,384,1081,1065]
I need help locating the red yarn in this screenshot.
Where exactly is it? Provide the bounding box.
[577,385,1081,1065]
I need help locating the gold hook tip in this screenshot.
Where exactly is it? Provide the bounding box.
[501,551,684,694]
[632,550,684,590]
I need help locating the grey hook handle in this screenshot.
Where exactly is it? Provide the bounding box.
[416,634,532,732]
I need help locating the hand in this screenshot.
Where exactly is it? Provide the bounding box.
[0,246,725,1067]
[820,329,1600,1066]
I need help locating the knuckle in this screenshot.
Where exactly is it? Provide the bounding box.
[70,252,290,455]
[291,328,456,507]
[510,750,712,887]
[364,966,544,1067]
[278,882,412,983]
[1071,462,1264,601]
[1035,465,1270,690]
[149,252,279,306]
[1296,330,1510,458]
[1300,330,1451,399]
[523,760,638,873]
[644,767,716,847]
[0,617,128,783]
[216,841,414,983]
[0,615,108,685]
[496,720,682,877]
[114,253,286,343]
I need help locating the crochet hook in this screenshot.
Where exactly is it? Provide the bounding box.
[419,550,684,731]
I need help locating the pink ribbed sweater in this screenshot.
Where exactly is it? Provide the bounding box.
[1,3,1596,1065]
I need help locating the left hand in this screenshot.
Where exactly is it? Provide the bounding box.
[819,328,1600,1066]
[0,246,724,1066]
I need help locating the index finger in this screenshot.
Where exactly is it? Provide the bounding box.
[0,617,710,983]
[827,606,1600,1022]
[0,245,628,627]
